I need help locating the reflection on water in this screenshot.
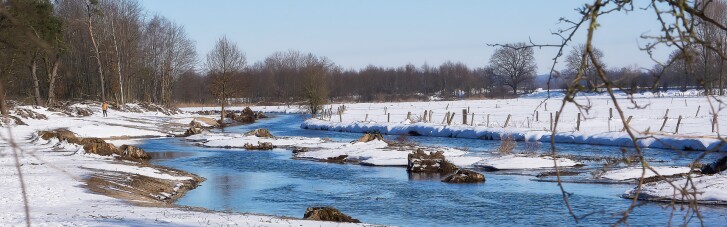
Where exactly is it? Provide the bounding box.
[148,151,195,160]
[139,114,727,226]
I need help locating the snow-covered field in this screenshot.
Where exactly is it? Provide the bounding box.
[282,90,727,151]
[0,103,366,226]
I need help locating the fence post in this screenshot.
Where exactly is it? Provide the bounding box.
[695,105,701,118]
[621,116,633,132]
[536,111,539,122]
[365,113,368,122]
[470,112,475,126]
[659,116,668,132]
[462,109,467,125]
[388,113,390,123]
[448,113,455,125]
[443,112,449,124]
[487,114,490,127]
[424,110,428,122]
[503,114,511,128]
[339,112,342,122]
[609,108,613,120]
[576,113,581,131]
[407,111,411,121]
[550,112,553,132]
[675,115,682,134]
[663,109,670,119]
[429,110,433,123]
[712,113,717,133]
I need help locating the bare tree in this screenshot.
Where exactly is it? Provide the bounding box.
[85,0,105,101]
[206,36,246,123]
[565,44,605,91]
[489,42,537,95]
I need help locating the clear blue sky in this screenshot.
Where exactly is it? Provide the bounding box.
[140,0,670,74]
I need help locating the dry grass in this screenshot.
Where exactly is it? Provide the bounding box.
[496,134,516,155]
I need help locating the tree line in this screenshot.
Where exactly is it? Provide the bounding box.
[1,0,727,111]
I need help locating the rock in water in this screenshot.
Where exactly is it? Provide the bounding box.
[407,149,458,174]
[118,145,151,160]
[184,127,204,136]
[243,142,274,150]
[442,169,486,183]
[244,128,274,138]
[303,207,360,223]
[357,133,384,142]
[702,155,727,174]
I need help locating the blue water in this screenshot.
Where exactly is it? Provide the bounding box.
[140,114,727,226]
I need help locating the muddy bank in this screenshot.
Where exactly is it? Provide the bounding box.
[84,162,205,207]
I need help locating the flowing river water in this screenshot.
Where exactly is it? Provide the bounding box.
[140,114,727,226]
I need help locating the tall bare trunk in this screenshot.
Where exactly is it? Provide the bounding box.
[87,2,105,101]
[45,56,60,105]
[111,18,124,105]
[30,55,42,106]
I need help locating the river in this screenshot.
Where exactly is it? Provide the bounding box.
[139,114,727,226]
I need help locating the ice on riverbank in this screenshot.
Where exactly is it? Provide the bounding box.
[600,166,693,181]
[186,132,326,148]
[473,155,581,171]
[625,173,727,205]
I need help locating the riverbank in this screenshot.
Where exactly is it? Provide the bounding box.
[0,103,369,226]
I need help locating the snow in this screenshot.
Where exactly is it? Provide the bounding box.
[0,103,369,226]
[293,90,727,151]
[186,133,325,148]
[627,173,727,204]
[81,163,192,181]
[601,166,693,181]
[293,140,471,166]
[473,155,580,170]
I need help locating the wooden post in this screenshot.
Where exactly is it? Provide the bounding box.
[487,114,490,127]
[549,112,553,131]
[447,113,455,125]
[621,116,633,131]
[339,112,342,122]
[365,113,368,122]
[384,106,387,115]
[545,103,548,111]
[712,113,717,133]
[424,110,428,122]
[429,110,433,122]
[527,117,531,128]
[443,112,449,124]
[503,114,511,128]
[576,113,581,131]
[663,109,670,119]
[407,111,411,121]
[659,116,668,132]
[387,113,390,123]
[609,108,613,120]
[462,109,467,125]
[470,112,475,126]
[695,105,701,118]
[675,115,682,133]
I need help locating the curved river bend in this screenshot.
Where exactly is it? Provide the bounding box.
[140,114,727,226]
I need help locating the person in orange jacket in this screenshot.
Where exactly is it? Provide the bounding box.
[102,101,109,117]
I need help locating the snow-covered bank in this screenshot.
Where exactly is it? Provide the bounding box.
[624,173,727,205]
[280,90,727,151]
[0,103,370,226]
[601,166,693,181]
[302,119,727,151]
